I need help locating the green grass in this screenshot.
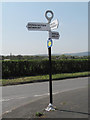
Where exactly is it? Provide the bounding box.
[35,112,44,117]
[1,71,90,86]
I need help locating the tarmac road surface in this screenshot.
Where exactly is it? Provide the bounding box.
[1,77,88,118]
[2,87,88,118]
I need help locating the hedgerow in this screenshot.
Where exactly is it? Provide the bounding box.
[2,59,89,79]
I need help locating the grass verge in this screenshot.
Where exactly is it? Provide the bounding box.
[1,71,90,86]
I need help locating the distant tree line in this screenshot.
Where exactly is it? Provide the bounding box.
[1,54,89,61]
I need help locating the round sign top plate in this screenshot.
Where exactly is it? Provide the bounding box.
[45,10,54,23]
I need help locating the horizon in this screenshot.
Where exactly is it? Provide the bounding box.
[0,51,89,56]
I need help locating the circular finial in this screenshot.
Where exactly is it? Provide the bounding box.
[45,10,54,23]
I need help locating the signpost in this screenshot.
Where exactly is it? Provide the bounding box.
[26,10,60,111]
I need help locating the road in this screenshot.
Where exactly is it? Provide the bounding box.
[1,77,88,117]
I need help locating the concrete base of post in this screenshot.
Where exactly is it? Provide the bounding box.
[45,103,55,111]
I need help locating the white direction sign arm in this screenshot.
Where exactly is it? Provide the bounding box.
[50,19,59,30]
[49,31,60,39]
[26,22,51,31]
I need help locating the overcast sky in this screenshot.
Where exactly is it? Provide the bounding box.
[1,2,88,55]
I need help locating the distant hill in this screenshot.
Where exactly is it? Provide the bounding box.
[38,52,89,56]
[64,52,89,56]
[1,51,89,58]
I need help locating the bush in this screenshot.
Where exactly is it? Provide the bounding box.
[2,59,89,79]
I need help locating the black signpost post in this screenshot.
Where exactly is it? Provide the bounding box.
[48,46,52,104]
